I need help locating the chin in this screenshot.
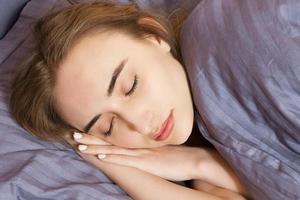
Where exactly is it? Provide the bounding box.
[172,105,194,145]
[179,132,192,144]
[172,127,193,145]
[175,119,194,145]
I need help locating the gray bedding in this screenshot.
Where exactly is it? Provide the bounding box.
[0,0,28,39]
[2,0,299,199]
[180,0,300,199]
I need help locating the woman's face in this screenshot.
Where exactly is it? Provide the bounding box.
[54,30,194,148]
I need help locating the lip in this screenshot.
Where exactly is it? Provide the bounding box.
[153,110,174,141]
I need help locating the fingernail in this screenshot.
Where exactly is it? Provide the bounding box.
[98,154,106,159]
[78,144,87,151]
[73,132,83,140]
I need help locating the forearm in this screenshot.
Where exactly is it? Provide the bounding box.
[192,180,247,200]
[81,153,239,200]
[64,135,247,199]
[100,164,223,200]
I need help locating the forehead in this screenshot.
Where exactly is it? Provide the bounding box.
[53,31,140,128]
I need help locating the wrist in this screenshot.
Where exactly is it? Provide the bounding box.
[193,149,248,196]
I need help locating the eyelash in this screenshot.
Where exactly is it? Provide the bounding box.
[125,75,139,96]
[104,75,139,136]
[104,116,115,136]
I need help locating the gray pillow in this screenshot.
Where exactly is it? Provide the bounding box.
[0,0,29,39]
[180,0,300,199]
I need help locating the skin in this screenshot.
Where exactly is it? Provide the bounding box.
[53,30,195,149]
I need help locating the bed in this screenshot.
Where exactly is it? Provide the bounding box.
[1,0,299,199]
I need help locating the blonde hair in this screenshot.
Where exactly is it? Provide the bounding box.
[9,1,185,141]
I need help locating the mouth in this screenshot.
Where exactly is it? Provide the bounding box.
[153,109,174,141]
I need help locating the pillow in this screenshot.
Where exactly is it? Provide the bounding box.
[0,0,201,199]
[0,0,29,39]
[180,0,300,199]
[135,0,201,14]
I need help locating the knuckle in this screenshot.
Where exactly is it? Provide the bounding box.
[89,145,103,153]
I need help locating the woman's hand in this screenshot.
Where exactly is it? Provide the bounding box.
[71,132,208,182]
[64,132,248,197]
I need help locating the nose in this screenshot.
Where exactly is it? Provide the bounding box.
[118,108,156,135]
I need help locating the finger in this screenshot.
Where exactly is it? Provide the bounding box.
[77,145,140,156]
[97,153,142,169]
[73,132,111,145]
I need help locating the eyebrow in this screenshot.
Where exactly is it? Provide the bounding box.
[83,58,128,133]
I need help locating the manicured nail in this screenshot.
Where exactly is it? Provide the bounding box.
[78,144,87,151]
[98,154,106,159]
[73,132,82,140]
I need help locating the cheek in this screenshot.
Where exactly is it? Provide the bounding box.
[117,134,133,146]
[110,129,142,148]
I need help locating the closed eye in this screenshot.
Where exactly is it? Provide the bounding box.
[125,75,138,96]
[104,116,115,136]
[104,75,138,136]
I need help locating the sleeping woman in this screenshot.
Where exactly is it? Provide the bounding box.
[9,1,249,199]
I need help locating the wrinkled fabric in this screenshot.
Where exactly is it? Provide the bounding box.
[180,0,300,199]
[0,0,29,39]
